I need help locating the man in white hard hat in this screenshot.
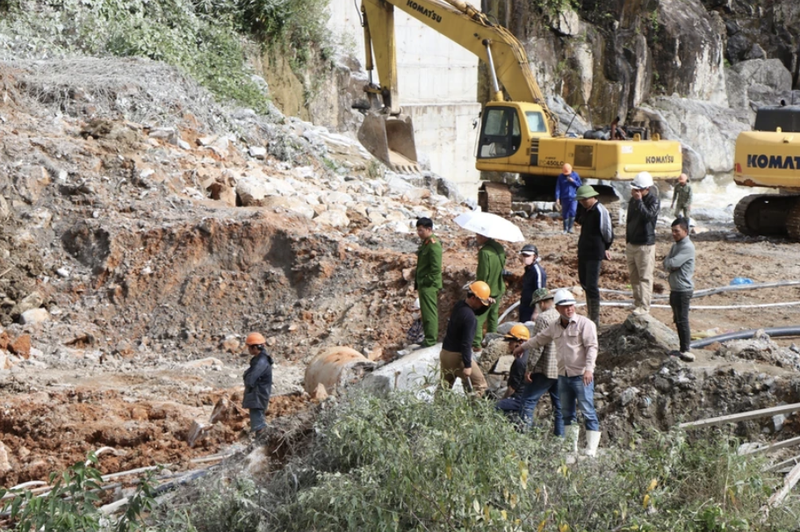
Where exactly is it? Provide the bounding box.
[513,289,600,457]
[626,171,660,315]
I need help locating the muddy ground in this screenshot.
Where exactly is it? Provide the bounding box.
[2,58,800,489]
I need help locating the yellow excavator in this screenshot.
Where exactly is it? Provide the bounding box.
[357,0,683,198]
[733,105,800,240]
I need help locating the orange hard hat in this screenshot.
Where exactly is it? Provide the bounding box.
[467,281,491,305]
[505,324,530,341]
[245,332,266,346]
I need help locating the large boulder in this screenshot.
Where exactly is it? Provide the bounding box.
[600,313,679,363]
[646,0,728,105]
[643,97,751,174]
[304,347,376,396]
[731,59,793,94]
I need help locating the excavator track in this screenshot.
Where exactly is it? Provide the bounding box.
[734,194,800,239]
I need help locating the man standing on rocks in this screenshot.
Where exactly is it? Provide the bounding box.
[626,171,660,315]
[671,173,693,220]
[575,185,613,326]
[663,218,696,362]
[516,288,563,436]
[415,217,443,347]
[242,332,273,437]
[555,163,582,234]
[518,244,546,323]
[440,281,492,396]
[513,289,600,457]
[473,234,506,350]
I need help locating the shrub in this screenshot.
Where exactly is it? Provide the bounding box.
[0,452,157,532]
[146,390,800,531]
[263,391,797,531]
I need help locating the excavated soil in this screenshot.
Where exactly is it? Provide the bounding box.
[3,58,800,489]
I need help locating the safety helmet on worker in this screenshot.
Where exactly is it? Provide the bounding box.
[530,287,554,305]
[631,171,653,190]
[553,289,577,307]
[467,280,492,306]
[575,185,599,200]
[245,332,266,346]
[520,244,538,256]
[505,323,531,341]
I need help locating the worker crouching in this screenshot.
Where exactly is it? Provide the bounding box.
[243,332,273,437]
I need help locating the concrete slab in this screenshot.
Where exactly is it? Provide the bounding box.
[360,343,443,396]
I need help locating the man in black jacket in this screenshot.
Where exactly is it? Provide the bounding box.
[576,185,613,326]
[518,244,546,323]
[440,281,492,396]
[625,171,660,315]
[243,332,273,436]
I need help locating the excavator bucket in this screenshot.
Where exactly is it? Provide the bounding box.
[358,113,420,174]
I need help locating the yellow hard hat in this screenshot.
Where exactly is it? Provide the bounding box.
[245,332,266,346]
[505,324,530,341]
[467,281,491,305]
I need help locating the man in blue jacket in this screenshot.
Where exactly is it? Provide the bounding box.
[555,163,582,234]
[243,332,273,436]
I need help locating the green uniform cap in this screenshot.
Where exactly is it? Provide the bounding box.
[575,185,599,200]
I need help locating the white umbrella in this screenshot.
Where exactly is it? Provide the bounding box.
[454,211,525,242]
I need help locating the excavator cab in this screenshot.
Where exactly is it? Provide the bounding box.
[476,103,550,160]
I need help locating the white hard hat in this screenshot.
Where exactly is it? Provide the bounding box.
[631,171,653,190]
[553,288,577,306]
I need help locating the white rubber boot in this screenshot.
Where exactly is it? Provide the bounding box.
[584,430,601,457]
[565,425,580,454]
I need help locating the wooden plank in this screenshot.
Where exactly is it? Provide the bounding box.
[766,461,800,508]
[678,402,800,429]
[741,436,800,456]
[764,453,800,473]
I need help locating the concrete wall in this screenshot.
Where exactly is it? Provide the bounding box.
[328,0,482,198]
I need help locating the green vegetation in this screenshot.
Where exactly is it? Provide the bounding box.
[530,0,579,20]
[0,0,333,111]
[0,452,157,532]
[148,391,798,531]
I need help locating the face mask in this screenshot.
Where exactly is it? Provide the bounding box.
[474,305,490,316]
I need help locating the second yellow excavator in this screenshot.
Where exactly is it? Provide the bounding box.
[357,0,682,198]
[733,104,800,240]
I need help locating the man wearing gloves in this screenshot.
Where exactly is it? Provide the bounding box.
[663,218,696,362]
[242,332,273,437]
[513,289,600,457]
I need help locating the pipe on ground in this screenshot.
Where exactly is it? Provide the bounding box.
[691,326,800,349]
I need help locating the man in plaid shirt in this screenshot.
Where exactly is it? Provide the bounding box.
[515,288,563,436]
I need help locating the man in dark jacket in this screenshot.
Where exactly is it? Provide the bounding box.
[415,217,443,347]
[626,171,660,315]
[243,332,273,436]
[518,244,546,323]
[440,281,492,396]
[575,185,613,325]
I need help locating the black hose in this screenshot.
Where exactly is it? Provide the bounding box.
[690,326,800,349]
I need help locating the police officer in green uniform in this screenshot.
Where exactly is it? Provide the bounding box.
[473,233,506,349]
[415,218,443,347]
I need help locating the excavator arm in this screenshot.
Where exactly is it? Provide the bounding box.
[361,0,550,115]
